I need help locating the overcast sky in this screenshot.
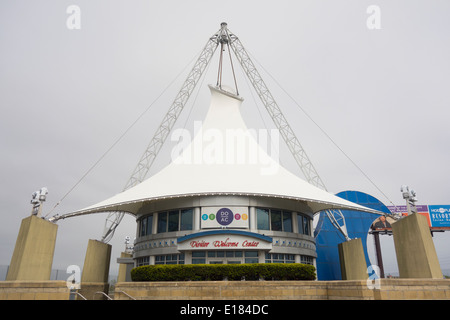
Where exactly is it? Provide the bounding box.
[1,1,449,277]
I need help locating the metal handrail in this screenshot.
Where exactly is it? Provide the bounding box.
[115,290,137,300]
[70,290,87,300]
[94,291,112,300]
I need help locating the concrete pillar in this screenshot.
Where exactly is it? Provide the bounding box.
[392,213,443,279]
[249,207,256,231]
[117,252,133,282]
[338,238,368,280]
[7,215,58,281]
[152,213,158,234]
[194,207,201,230]
[79,239,112,300]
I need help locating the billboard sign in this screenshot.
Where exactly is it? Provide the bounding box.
[201,207,249,229]
[386,205,431,227]
[371,215,395,230]
[385,205,450,228]
[428,205,450,227]
[387,205,429,217]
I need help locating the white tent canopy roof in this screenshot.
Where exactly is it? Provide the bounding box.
[65,85,381,217]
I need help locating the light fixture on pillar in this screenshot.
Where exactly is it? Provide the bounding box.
[30,187,48,217]
[401,185,418,215]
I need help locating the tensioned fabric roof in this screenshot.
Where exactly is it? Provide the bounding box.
[65,85,381,217]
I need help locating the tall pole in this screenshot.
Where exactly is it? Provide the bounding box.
[372,231,385,278]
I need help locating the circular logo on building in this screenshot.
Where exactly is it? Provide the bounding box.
[216,208,234,226]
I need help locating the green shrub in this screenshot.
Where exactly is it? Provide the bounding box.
[130,263,316,282]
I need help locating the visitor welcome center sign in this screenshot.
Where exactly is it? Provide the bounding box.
[177,232,273,251]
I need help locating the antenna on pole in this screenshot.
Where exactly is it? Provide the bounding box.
[401,185,418,215]
[30,187,48,218]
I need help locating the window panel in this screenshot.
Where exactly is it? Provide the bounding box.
[297,213,304,234]
[245,251,258,257]
[155,209,194,233]
[155,254,185,265]
[303,216,310,235]
[168,210,179,232]
[157,212,167,233]
[282,211,293,232]
[257,208,270,230]
[301,255,314,265]
[192,252,206,265]
[146,215,153,236]
[140,218,147,237]
[265,253,296,264]
[271,210,282,231]
[192,259,206,264]
[137,256,149,266]
[192,251,206,257]
[180,208,193,231]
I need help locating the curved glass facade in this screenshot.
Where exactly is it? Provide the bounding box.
[133,196,317,268]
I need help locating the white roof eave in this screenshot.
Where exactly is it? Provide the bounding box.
[66,191,382,218]
[62,85,384,219]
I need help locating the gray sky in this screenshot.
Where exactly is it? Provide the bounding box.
[1,0,449,277]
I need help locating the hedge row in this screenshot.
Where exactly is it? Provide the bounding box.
[131,263,316,281]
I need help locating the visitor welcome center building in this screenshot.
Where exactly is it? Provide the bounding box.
[65,83,380,269]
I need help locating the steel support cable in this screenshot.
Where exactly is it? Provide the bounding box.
[44,50,203,220]
[165,50,213,168]
[217,42,224,87]
[101,33,221,242]
[225,32,350,240]
[101,54,215,243]
[122,37,220,191]
[238,61,283,168]
[245,50,397,209]
[240,48,386,239]
[216,41,239,96]
[228,35,327,191]
[102,45,216,243]
[225,29,239,96]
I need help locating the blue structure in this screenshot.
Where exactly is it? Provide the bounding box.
[315,190,391,280]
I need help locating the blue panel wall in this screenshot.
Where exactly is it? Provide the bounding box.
[314,191,391,280]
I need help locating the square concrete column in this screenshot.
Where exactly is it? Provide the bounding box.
[338,238,368,280]
[392,213,443,279]
[79,239,112,300]
[117,252,133,282]
[7,215,58,280]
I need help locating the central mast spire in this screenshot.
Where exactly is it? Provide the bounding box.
[216,22,239,95]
